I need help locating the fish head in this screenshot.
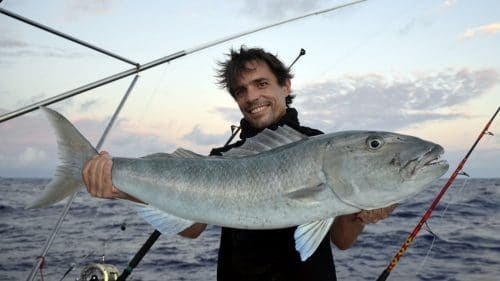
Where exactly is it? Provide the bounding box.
[321,131,449,209]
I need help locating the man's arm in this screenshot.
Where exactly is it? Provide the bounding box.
[82,151,205,238]
[178,223,207,238]
[330,204,398,250]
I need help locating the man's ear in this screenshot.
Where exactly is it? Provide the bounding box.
[283,79,291,96]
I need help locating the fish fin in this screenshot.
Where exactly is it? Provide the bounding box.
[222,125,308,157]
[140,152,172,159]
[171,148,205,158]
[27,107,98,209]
[135,204,195,235]
[141,149,205,160]
[294,218,334,261]
[285,183,331,203]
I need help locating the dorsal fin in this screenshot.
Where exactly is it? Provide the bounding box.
[171,148,205,158]
[141,148,205,160]
[222,125,308,157]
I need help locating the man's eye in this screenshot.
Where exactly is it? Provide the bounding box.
[258,81,268,88]
[234,89,245,98]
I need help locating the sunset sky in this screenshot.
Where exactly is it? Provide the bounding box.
[1,0,499,178]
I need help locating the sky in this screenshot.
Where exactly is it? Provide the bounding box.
[0,0,499,178]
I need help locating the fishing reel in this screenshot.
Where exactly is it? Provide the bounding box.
[80,263,119,281]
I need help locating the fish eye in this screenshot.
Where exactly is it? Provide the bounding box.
[366,136,384,150]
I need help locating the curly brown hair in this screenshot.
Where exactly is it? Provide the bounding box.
[216,46,295,106]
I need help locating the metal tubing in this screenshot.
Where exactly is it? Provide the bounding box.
[96,74,139,149]
[25,192,78,281]
[0,7,139,67]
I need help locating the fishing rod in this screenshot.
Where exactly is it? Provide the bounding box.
[376,106,500,281]
[0,0,367,124]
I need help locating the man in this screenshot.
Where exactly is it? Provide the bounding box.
[83,46,396,281]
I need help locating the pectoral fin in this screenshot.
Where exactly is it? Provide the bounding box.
[135,204,195,235]
[285,182,336,206]
[294,218,334,261]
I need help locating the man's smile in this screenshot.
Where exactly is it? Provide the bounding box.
[247,102,271,114]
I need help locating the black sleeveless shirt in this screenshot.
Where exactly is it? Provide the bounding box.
[210,108,337,281]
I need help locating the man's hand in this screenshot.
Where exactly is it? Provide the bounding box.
[82,151,144,203]
[355,204,398,224]
[331,204,398,249]
[82,151,117,198]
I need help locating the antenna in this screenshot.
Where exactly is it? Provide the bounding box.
[288,48,306,70]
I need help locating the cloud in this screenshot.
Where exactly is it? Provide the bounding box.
[0,37,89,60]
[79,99,99,112]
[0,109,57,177]
[241,0,323,20]
[18,147,49,167]
[68,0,113,13]
[181,107,242,147]
[442,0,457,8]
[64,0,115,21]
[67,116,177,157]
[398,18,417,36]
[212,106,242,124]
[459,23,500,40]
[106,130,177,157]
[0,109,177,177]
[182,125,229,146]
[0,39,29,48]
[292,68,499,132]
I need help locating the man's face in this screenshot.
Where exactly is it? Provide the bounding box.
[233,60,290,129]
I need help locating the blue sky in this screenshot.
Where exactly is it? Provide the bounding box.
[0,0,499,178]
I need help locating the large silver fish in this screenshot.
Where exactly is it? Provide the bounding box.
[29,107,449,260]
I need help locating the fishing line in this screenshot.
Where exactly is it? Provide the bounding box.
[376,106,499,281]
[414,177,470,276]
[57,218,129,280]
[405,126,497,278]
[137,64,171,126]
[314,3,412,80]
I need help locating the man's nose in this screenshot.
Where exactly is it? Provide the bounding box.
[245,86,260,101]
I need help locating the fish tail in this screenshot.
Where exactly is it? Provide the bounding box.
[26,107,98,209]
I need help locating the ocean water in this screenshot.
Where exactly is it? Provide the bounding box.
[0,178,499,281]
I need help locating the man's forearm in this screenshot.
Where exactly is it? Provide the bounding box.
[330,214,364,250]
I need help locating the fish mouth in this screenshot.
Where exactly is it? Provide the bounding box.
[420,145,447,167]
[401,145,449,179]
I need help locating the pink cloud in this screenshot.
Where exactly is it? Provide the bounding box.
[459,23,500,40]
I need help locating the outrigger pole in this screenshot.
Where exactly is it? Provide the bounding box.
[0,0,367,124]
[376,106,500,281]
